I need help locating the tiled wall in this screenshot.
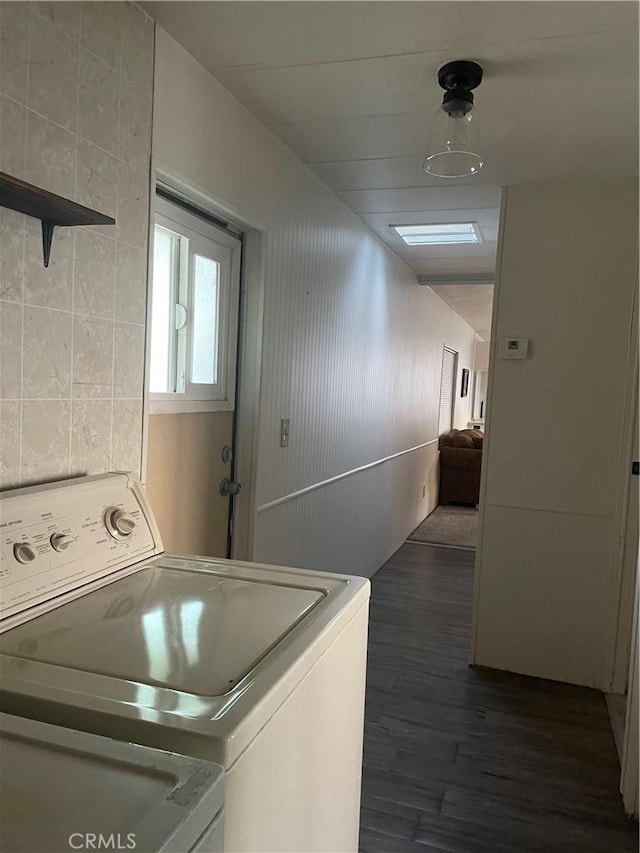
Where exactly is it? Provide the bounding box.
[0,2,154,489]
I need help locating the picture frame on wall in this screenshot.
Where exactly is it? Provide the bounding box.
[460,368,469,397]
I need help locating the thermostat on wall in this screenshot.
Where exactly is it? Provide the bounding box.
[499,337,529,359]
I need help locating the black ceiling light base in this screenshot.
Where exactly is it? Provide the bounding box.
[438,60,484,93]
[437,60,484,115]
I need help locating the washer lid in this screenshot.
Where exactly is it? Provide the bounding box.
[0,712,224,853]
[0,564,324,695]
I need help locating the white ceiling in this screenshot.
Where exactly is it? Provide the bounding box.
[430,284,494,342]
[143,1,638,337]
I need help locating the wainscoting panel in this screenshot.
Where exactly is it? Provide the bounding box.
[254,442,440,577]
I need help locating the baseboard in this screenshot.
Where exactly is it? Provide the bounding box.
[605,692,627,763]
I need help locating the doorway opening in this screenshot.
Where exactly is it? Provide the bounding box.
[142,176,264,562]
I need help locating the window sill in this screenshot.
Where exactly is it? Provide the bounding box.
[149,398,234,415]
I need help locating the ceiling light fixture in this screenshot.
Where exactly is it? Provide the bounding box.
[393,223,482,246]
[424,60,484,179]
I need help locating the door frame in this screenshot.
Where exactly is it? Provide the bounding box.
[141,164,265,561]
[608,265,639,692]
[620,561,639,816]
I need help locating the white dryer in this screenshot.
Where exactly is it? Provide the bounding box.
[0,473,370,853]
[0,712,225,852]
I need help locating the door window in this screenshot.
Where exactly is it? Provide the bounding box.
[148,197,241,414]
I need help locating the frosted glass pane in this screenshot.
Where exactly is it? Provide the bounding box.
[150,227,177,393]
[192,255,219,385]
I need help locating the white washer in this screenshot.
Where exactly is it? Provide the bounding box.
[0,473,370,853]
[0,712,225,853]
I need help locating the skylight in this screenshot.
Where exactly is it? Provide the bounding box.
[393,223,481,246]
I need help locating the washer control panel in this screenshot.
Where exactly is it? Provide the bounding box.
[0,474,162,622]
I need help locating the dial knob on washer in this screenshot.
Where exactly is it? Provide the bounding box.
[105,507,136,540]
[50,533,74,552]
[14,542,36,564]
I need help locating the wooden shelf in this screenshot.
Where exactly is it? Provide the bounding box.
[0,172,115,266]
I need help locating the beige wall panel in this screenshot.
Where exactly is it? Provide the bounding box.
[254,443,439,577]
[475,504,614,687]
[146,412,232,557]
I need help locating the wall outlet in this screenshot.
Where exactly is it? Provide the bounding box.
[280,418,290,448]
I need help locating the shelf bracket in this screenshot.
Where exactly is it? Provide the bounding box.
[0,172,115,267]
[41,221,55,268]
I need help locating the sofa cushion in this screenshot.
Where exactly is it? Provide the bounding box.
[449,433,474,448]
[438,429,459,448]
[459,429,484,448]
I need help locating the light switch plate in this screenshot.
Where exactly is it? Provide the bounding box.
[280,418,290,448]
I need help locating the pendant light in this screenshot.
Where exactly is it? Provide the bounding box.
[424,60,484,178]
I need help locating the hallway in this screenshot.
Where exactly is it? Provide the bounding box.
[359,542,637,852]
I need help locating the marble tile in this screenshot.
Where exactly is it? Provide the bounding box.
[115,242,147,325]
[22,306,72,399]
[72,314,113,398]
[70,398,111,475]
[0,301,22,399]
[0,209,25,304]
[23,217,74,310]
[116,162,150,249]
[32,2,82,40]
[0,400,21,488]
[121,3,154,92]
[80,2,123,70]
[25,111,77,199]
[21,399,70,484]
[113,322,144,399]
[28,13,79,130]
[119,77,152,171]
[74,230,116,318]
[0,3,29,105]
[76,139,118,222]
[0,96,26,179]
[78,48,120,156]
[111,398,142,474]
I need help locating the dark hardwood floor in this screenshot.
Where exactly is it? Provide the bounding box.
[359,541,638,853]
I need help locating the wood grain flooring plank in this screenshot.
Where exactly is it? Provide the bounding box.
[359,541,638,853]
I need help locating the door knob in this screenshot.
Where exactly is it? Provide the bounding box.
[220,478,242,496]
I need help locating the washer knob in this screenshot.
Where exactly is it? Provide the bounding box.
[50,533,74,552]
[105,507,136,540]
[14,542,36,564]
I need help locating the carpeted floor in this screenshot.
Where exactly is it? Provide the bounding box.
[408,505,478,549]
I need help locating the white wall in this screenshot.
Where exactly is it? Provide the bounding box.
[474,340,490,371]
[153,31,475,577]
[473,181,638,688]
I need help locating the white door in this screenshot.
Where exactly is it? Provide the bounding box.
[145,194,242,557]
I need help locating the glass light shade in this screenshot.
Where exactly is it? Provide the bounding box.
[423,103,484,178]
